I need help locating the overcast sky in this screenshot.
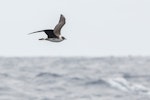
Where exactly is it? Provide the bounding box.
[0,0,150,57]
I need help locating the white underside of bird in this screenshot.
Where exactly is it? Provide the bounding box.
[48,38,64,42]
[39,37,64,42]
[39,35,65,42]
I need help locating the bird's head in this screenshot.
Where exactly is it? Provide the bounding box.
[62,36,66,40]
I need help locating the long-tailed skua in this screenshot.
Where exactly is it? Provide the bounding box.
[29,14,66,42]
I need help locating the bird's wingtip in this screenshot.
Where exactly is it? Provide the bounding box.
[60,14,64,17]
[27,33,32,35]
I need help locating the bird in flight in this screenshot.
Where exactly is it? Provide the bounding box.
[29,14,66,42]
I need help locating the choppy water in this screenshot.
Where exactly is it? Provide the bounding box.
[0,57,150,100]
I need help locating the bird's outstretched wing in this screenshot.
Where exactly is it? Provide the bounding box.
[53,14,66,37]
[28,30,57,38]
[28,30,45,35]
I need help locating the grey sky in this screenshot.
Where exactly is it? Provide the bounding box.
[0,0,150,57]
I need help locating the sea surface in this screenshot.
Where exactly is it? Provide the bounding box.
[0,57,150,100]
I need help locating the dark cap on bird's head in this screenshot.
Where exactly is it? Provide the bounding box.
[62,36,66,40]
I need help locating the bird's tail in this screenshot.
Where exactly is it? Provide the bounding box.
[28,30,45,35]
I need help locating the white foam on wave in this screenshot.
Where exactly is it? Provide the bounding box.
[104,77,150,95]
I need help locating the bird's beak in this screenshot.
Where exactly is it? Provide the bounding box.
[63,37,66,40]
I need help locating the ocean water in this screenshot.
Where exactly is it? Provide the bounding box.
[0,57,150,100]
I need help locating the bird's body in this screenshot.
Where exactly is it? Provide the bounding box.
[29,14,66,42]
[45,38,64,42]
